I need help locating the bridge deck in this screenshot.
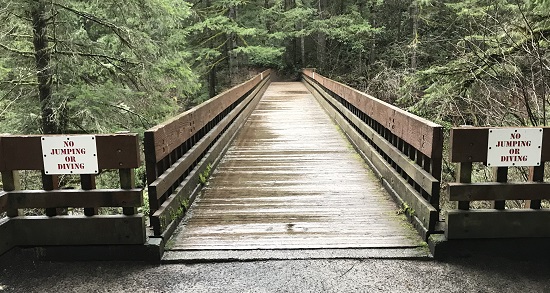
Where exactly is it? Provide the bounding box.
[168,82,424,254]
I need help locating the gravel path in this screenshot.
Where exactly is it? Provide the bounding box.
[1,249,549,292]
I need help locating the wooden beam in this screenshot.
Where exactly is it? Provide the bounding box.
[449,182,550,201]
[11,215,145,245]
[6,189,143,209]
[446,209,550,239]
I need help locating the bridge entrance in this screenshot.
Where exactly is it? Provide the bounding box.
[163,82,428,261]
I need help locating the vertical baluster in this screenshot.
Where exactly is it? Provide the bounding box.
[525,165,544,209]
[492,167,508,210]
[457,162,472,210]
[81,174,97,216]
[120,168,136,215]
[2,171,21,217]
[42,172,59,216]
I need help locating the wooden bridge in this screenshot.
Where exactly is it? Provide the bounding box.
[1,69,549,261]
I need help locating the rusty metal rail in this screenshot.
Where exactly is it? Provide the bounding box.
[0,134,143,256]
[144,70,271,237]
[447,127,550,239]
[302,69,443,240]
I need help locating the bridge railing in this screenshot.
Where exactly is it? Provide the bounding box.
[447,127,550,239]
[0,134,144,256]
[302,69,443,239]
[144,70,271,237]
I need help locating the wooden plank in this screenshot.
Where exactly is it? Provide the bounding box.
[11,215,145,245]
[302,70,443,158]
[450,182,550,201]
[146,70,271,163]
[304,76,439,196]
[151,75,270,236]
[0,218,13,256]
[150,76,271,199]
[446,209,550,239]
[450,127,550,162]
[0,134,140,171]
[305,79,437,232]
[6,189,143,209]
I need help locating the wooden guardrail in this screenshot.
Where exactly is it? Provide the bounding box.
[0,134,144,256]
[302,69,443,239]
[447,127,550,239]
[144,70,271,237]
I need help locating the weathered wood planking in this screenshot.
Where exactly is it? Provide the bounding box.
[5,189,142,209]
[446,209,550,239]
[303,69,443,160]
[449,182,550,201]
[0,134,140,171]
[169,82,424,250]
[450,127,550,162]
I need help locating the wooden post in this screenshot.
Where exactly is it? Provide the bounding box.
[42,172,59,216]
[120,168,137,215]
[457,162,472,210]
[1,171,21,217]
[81,174,97,216]
[525,165,544,209]
[492,167,508,210]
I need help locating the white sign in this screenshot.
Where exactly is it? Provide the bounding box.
[41,135,99,175]
[487,128,543,167]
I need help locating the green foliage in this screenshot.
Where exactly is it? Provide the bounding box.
[0,0,200,135]
[199,163,213,186]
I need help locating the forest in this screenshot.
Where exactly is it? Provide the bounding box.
[1,1,550,196]
[1,0,550,134]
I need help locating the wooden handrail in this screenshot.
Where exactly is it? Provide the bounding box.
[144,70,271,236]
[302,69,443,239]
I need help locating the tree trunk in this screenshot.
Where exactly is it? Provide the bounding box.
[410,1,419,71]
[208,66,217,98]
[317,0,327,71]
[228,5,238,84]
[300,21,305,68]
[32,1,56,134]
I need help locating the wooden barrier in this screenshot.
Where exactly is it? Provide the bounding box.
[0,133,144,256]
[144,70,271,237]
[447,127,550,239]
[302,69,443,239]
